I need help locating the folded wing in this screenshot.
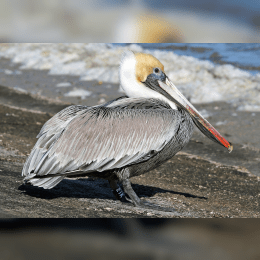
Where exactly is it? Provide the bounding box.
[23,99,181,188]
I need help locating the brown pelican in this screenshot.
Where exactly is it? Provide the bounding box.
[22,51,233,209]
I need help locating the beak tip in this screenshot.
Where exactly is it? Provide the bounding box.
[228,142,233,153]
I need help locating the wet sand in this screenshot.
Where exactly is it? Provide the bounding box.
[0,63,259,218]
[0,87,259,218]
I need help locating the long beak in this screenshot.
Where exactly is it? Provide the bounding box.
[159,78,233,153]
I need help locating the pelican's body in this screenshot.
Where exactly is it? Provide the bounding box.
[22,51,232,208]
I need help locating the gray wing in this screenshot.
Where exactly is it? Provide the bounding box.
[23,100,181,188]
[22,105,87,178]
[28,107,180,175]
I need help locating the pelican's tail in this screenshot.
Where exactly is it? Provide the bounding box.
[24,174,65,189]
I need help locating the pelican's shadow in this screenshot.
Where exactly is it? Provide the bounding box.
[18,178,207,201]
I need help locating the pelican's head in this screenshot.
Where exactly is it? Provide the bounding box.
[120,50,178,110]
[119,51,233,152]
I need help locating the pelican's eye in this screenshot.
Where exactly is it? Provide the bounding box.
[154,67,160,74]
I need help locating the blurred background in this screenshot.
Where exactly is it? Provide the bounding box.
[0,219,259,260]
[0,0,260,43]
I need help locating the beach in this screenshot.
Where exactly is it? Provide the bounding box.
[0,43,259,218]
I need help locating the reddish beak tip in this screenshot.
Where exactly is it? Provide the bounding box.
[228,143,233,153]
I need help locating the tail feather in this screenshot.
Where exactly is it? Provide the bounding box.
[25,175,65,189]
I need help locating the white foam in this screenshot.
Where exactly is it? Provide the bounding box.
[198,109,212,119]
[4,69,13,75]
[237,105,260,112]
[13,86,28,93]
[3,69,22,75]
[56,82,72,87]
[64,88,92,99]
[213,64,251,79]
[216,121,227,126]
[0,43,259,111]
[50,61,86,75]
[80,67,119,83]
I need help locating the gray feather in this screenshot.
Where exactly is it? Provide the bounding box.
[22,98,181,187]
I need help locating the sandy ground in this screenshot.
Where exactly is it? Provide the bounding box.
[0,58,259,218]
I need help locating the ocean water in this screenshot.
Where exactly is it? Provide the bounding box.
[117,43,260,74]
[0,43,259,111]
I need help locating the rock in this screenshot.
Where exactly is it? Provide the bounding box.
[0,84,259,218]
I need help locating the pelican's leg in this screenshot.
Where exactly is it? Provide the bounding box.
[122,179,142,206]
[109,179,127,202]
[122,179,175,212]
[117,169,175,212]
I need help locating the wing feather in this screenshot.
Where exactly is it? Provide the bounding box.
[22,105,88,177]
[31,108,180,177]
[23,99,181,185]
